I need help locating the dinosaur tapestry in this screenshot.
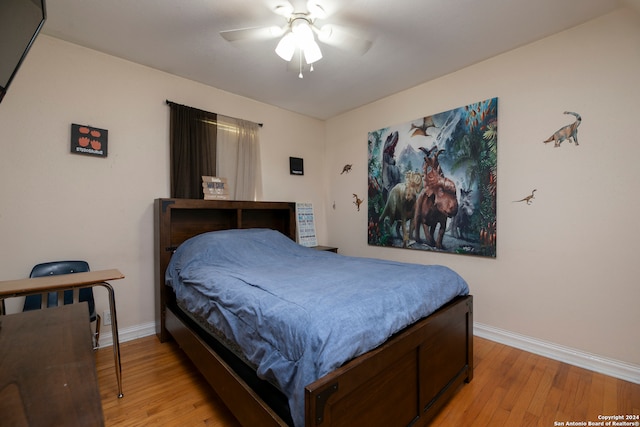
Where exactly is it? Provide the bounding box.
[367,98,498,257]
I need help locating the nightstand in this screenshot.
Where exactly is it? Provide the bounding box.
[311,245,338,253]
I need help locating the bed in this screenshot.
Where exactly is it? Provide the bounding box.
[155,198,473,427]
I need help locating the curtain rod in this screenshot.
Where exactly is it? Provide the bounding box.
[165,100,263,127]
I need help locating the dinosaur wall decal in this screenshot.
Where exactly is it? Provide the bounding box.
[353,194,363,211]
[544,111,581,147]
[341,164,352,174]
[514,189,537,205]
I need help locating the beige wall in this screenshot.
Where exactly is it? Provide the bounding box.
[0,36,327,332]
[0,7,638,373]
[325,8,640,366]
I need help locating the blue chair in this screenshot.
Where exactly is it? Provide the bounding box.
[23,261,101,348]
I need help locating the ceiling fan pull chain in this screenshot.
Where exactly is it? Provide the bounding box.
[299,50,304,78]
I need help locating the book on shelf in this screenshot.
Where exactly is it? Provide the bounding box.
[201,176,229,200]
[203,194,229,200]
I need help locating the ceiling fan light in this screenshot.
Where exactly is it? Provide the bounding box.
[275,32,296,61]
[291,19,314,42]
[303,40,323,64]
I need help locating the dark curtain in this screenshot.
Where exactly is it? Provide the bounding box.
[168,102,217,198]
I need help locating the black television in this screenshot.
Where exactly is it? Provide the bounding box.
[0,0,47,104]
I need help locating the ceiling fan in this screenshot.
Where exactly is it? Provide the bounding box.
[220,1,373,78]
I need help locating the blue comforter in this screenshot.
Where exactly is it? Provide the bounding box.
[166,228,469,427]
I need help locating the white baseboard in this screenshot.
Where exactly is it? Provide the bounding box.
[97,321,156,348]
[474,322,640,385]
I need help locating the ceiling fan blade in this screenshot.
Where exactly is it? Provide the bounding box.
[306,0,327,20]
[220,26,284,42]
[316,24,373,55]
[272,1,294,18]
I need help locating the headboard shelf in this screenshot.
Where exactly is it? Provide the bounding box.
[154,198,296,340]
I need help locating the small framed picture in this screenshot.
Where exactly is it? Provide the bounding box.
[71,124,108,158]
[290,157,303,175]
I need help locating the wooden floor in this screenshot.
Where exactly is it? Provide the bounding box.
[96,335,640,426]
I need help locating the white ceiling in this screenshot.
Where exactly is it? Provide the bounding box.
[42,0,624,120]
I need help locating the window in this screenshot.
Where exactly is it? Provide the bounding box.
[168,102,261,200]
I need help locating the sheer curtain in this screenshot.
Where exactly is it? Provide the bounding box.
[168,103,216,198]
[216,115,262,201]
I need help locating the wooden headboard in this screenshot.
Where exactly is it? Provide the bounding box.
[154,198,296,340]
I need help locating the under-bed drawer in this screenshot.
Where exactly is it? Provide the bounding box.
[419,300,471,409]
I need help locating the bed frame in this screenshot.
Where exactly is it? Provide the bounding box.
[155,198,473,427]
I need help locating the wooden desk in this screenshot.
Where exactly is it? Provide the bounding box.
[0,269,124,398]
[0,304,105,426]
